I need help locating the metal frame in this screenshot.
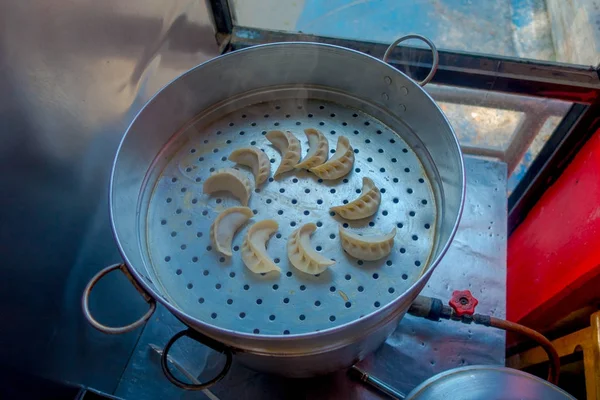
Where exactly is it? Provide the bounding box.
[227,27,600,104]
[508,102,600,233]
[207,2,600,232]
[206,0,233,35]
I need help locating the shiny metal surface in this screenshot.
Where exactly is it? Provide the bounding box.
[357,158,507,396]
[107,42,464,377]
[0,0,219,392]
[405,365,574,400]
[115,156,506,399]
[146,97,437,335]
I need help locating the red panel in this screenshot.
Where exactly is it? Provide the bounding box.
[508,130,600,323]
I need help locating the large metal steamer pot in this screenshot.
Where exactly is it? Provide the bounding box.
[82,36,465,389]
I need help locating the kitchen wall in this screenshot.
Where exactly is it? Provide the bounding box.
[0,0,218,392]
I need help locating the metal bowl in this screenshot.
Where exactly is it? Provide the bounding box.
[406,366,575,400]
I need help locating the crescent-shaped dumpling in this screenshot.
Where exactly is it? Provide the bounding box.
[339,226,396,261]
[241,219,280,274]
[228,146,271,186]
[310,136,354,180]
[295,128,329,170]
[330,177,381,220]
[210,207,253,257]
[266,130,301,177]
[287,223,335,275]
[203,168,252,206]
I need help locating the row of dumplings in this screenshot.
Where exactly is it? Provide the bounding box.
[203,170,384,221]
[203,128,383,220]
[265,128,356,180]
[209,128,356,196]
[211,207,397,275]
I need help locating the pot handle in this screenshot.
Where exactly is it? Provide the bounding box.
[161,329,233,390]
[383,34,439,87]
[82,263,156,334]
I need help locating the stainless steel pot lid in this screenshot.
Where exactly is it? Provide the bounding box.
[405,366,575,400]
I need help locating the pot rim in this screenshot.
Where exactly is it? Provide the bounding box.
[109,41,466,346]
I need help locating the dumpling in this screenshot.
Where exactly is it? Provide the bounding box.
[266,130,301,177]
[330,177,381,220]
[241,219,280,274]
[203,168,252,206]
[287,223,335,275]
[210,207,253,256]
[310,136,354,180]
[295,128,329,169]
[228,146,270,186]
[339,226,396,261]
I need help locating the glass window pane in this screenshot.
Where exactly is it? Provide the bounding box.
[423,85,571,192]
[507,115,562,194]
[437,101,524,151]
[425,84,570,147]
[232,0,600,65]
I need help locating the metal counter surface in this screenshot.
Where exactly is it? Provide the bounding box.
[115,156,507,399]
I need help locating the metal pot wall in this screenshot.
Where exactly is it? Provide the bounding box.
[82,36,465,389]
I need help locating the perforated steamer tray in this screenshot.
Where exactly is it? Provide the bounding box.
[142,95,438,336]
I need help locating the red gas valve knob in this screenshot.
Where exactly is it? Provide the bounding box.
[449,290,478,316]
